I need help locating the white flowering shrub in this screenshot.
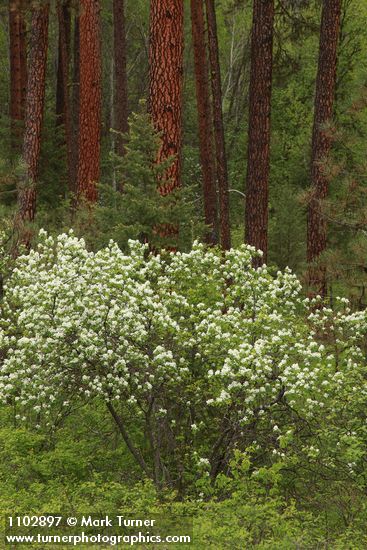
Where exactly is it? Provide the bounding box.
[1,230,367,489]
[0,221,15,300]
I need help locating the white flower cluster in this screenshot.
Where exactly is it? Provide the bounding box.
[0,230,366,432]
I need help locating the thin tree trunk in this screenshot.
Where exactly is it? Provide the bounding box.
[106,402,152,479]
[76,0,102,204]
[110,56,117,191]
[113,0,128,159]
[205,0,231,250]
[71,13,80,195]
[56,0,71,126]
[244,0,274,266]
[9,0,27,153]
[191,0,218,245]
[149,0,184,195]
[16,1,49,236]
[56,0,74,192]
[307,0,342,296]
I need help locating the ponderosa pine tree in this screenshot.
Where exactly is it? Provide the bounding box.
[149,0,184,195]
[205,0,231,250]
[16,0,49,232]
[71,13,80,193]
[56,0,71,127]
[245,0,274,265]
[191,0,218,245]
[113,0,128,159]
[307,0,342,296]
[76,0,102,203]
[9,0,27,153]
[56,0,73,192]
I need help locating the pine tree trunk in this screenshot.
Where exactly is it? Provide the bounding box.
[245,0,274,265]
[17,1,49,230]
[307,0,341,296]
[149,0,184,195]
[191,0,218,245]
[56,0,74,192]
[9,0,27,153]
[56,1,71,126]
[113,0,128,158]
[76,0,102,204]
[71,13,80,194]
[205,0,231,250]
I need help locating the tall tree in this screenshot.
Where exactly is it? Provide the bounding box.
[76,0,102,203]
[16,1,49,230]
[113,0,128,158]
[307,0,342,296]
[56,0,74,192]
[56,0,71,126]
[71,13,80,194]
[9,0,27,152]
[149,0,184,195]
[244,0,274,265]
[205,0,231,250]
[191,0,218,245]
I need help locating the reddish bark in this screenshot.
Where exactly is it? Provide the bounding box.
[76,0,102,203]
[17,1,49,227]
[245,0,274,265]
[9,0,27,151]
[113,0,129,158]
[205,0,231,250]
[307,0,342,296]
[149,0,184,195]
[191,0,218,245]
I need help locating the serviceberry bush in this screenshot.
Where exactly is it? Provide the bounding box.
[0,230,367,492]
